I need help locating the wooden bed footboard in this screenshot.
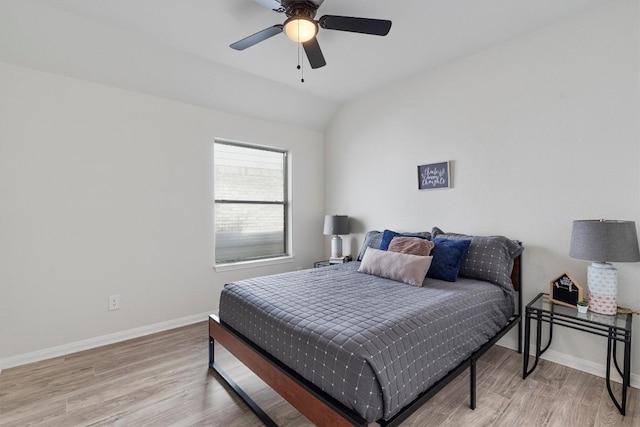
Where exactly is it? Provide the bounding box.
[209,314,367,427]
[210,254,523,426]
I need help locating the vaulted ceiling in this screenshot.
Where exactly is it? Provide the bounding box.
[0,0,614,130]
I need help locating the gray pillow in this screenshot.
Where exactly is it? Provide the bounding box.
[357,230,383,261]
[431,227,523,290]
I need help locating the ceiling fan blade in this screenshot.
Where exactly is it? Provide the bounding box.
[302,37,326,69]
[319,15,392,36]
[251,0,285,13]
[230,25,283,50]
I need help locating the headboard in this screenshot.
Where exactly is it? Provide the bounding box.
[510,254,522,292]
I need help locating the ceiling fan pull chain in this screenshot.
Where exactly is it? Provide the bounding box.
[297,42,305,83]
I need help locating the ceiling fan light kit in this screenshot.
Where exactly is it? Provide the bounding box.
[231,0,392,70]
[284,16,317,43]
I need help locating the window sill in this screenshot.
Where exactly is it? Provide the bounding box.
[214,256,294,272]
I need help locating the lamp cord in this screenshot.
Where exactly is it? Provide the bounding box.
[617,306,640,315]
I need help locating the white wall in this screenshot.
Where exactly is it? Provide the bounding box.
[326,0,640,383]
[0,62,325,364]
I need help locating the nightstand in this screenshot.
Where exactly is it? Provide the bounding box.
[523,292,632,415]
[314,257,352,268]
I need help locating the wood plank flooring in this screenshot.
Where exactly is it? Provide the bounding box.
[0,322,637,426]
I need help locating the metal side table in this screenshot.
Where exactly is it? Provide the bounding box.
[522,293,632,415]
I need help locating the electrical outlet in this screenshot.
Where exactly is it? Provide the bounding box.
[109,295,120,311]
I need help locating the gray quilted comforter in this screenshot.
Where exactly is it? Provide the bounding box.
[219,262,514,422]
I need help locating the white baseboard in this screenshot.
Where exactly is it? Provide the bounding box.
[498,342,639,389]
[0,310,217,371]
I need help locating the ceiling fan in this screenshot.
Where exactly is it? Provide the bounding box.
[230,0,392,69]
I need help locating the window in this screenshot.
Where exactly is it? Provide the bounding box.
[214,139,289,265]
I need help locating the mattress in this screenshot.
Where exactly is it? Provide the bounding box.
[218,262,514,422]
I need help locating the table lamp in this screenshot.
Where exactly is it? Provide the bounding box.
[323,215,349,258]
[569,219,640,315]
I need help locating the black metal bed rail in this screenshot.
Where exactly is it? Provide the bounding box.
[379,311,521,427]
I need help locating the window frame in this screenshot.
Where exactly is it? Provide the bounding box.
[213,138,293,270]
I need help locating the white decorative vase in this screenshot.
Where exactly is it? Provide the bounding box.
[331,235,343,258]
[587,262,617,315]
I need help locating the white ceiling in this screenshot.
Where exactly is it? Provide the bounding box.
[0,0,614,130]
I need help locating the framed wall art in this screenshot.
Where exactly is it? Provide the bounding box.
[418,161,450,190]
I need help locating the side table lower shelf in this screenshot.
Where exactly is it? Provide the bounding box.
[314,257,352,269]
[522,293,632,415]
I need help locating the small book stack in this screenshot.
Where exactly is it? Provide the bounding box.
[329,255,351,264]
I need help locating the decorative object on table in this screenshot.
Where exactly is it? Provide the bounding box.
[549,272,583,308]
[323,215,350,258]
[418,161,450,190]
[570,219,640,315]
[329,255,351,264]
[577,300,588,313]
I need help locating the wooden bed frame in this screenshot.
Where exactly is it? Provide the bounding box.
[209,255,522,427]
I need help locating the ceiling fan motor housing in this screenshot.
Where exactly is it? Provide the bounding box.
[283,1,319,19]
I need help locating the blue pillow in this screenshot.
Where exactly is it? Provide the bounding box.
[427,238,472,282]
[379,229,430,251]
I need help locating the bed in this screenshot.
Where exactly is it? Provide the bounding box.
[209,228,523,426]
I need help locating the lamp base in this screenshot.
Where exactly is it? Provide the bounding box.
[587,262,617,315]
[331,235,343,258]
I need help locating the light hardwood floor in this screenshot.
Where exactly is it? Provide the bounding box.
[1,322,637,426]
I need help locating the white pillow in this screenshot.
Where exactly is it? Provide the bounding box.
[358,248,433,287]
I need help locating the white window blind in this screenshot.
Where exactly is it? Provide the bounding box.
[214,140,288,264]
